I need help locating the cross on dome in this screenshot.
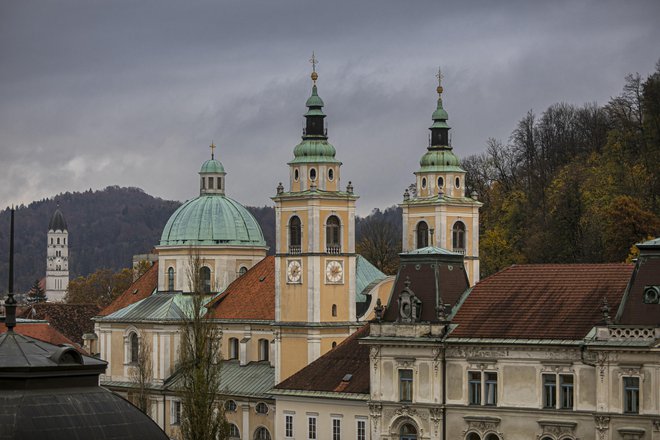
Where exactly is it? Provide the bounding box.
[210,141,216,159]
[309,52,319,84]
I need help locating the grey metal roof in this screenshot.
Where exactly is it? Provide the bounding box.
[0,331,105,370]
[98,293,213,322]
[165,360,275,398]
[355,255,387,303]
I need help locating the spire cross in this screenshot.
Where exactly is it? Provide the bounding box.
[436,67,444,97]
[209,141,216,159]
[309,52,318,72]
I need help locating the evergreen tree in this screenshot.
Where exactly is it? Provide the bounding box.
[27,279,47,303]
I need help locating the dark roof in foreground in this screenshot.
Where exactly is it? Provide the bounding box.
[274,324,370,396]
[450,263,634,340]
[0,329,168,440]
[99,262,158,317]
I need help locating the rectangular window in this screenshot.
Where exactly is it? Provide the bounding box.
[308,416,317,439]
[399,369,413,402]
[624,377,639,414]
[559,374,574,409]
[468,371,481,405]
[332,418,341,440]
[208,177,214,189]
[357,419,366,440]
[285,414,293,437]
[543,374,557,408]
[485,372,497,405]
[170,400,181,425]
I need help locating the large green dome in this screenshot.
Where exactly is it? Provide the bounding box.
[160,195,266,247]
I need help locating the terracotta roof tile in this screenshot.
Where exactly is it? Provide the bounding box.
[275,324,370,395]
[17,303,101,345]
[206,256,274,320]
[0,322,81,350]
[99,262,158,317]
[451,264,634,340]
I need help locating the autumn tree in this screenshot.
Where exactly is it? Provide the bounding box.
[27,279,47,303]
[65,267,133,307]
[356,208,402,275]
[129,330,153,413]
[178,250,228,440]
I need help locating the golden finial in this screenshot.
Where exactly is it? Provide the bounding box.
[436,67,444,95]
[309,52,319,84]
[209,140,216,159]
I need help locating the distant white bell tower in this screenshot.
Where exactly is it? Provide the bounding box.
[46,207,69,302]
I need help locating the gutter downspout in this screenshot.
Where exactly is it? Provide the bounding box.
[442,342,447,440]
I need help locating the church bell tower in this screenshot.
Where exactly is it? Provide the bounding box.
[46,206,69,302]
[401,69,482,284]
[272,55,359,382]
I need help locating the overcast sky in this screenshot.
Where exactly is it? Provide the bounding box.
[1,0,658,216]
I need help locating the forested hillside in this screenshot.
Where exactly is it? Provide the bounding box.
[0,187,281,293]
[462,64,660,276]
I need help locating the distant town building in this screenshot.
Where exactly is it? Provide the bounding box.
[45,207,69,302]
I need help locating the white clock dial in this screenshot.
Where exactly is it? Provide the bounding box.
[325,260,343,283]
[287,260,302,283]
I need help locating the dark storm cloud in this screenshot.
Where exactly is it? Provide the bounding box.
[1,0,658,214]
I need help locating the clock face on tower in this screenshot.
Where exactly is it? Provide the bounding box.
[325,260,344,284]
[287,260,302,283]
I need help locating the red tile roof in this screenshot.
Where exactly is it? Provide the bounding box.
[0,322,81,350]
[206,256,274,320]
[99,262,158,316]
[17,303,101,345]
[451,264,634,340]
[275,324,370,395]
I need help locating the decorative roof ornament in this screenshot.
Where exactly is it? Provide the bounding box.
[209,140,216,160]
[403,188,410,201]
[435,66,444,105]
[374,297,384,322]
[347,181,354,194]
[397,277,422,323]
[309,51,319,84]
[277,182,284,195]
[601,296,613,325]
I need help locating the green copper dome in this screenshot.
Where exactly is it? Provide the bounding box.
[200,159,225,174]
[160,195,266,247]
[418,150,465,173]
[289,139,340,164]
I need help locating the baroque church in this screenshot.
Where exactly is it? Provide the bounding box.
[90,64,659,440]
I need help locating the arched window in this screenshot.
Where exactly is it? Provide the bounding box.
[438,176,444,188]
[452,221,466,252]
[400,423,417,440]
[294,168,299,181]
[421,177,427,189]
[309,168,317,181]
[332,341,337,348]
[328,168,334,181]
[331,304,337,317]
[416,221,429,249]
[200,266,211,293]
[484,435,500,440]
[254,427,271,440]
[258,339,269,361]
[130,332,139,364]
[228,423,240,439]
[455,176,461,188]
[228,337,239,360]
[255,402,269,414]
[238,266,248,276]
[466,434,481,440]
[167,267,175,291]
[57,237,60,245]
[326,215,341,253]
[289,216,301,253]
[50,238,53,244]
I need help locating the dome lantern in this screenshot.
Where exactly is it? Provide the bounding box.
[199,141,227,196]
